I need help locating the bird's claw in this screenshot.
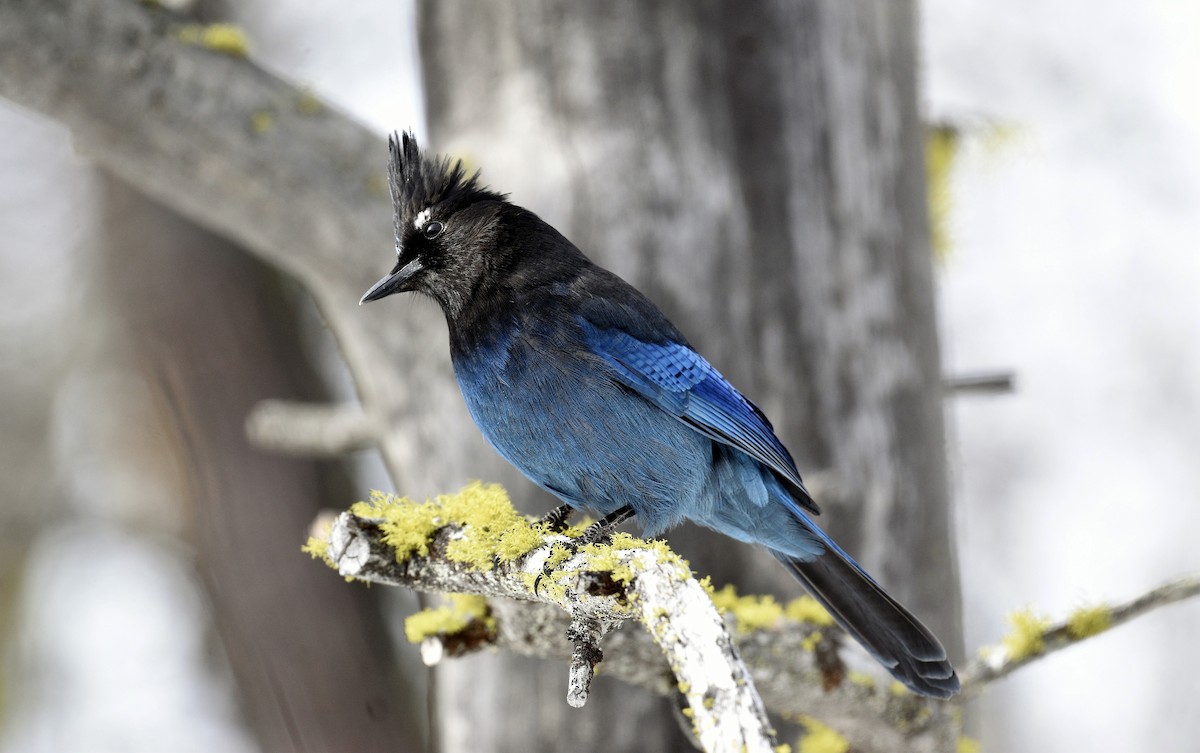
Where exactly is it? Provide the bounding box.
[533,538,580,597]
[538,503,575,533]
[533,506,636,597]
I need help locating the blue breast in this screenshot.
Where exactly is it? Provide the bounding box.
[451,325,712,533]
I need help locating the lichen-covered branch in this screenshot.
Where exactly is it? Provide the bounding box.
[316,483,776,753]
[310,487,1200,752]
[307,484,958,753]
[957,573,1200,699]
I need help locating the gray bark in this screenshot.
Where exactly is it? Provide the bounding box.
[0,0,506,501]
[420,1,961,750]
[91,179,422,752]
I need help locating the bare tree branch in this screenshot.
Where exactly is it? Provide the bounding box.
[957,573,1200,699]
[245,400,379,456]
[943,370,1017,395]
[0,0,490,498]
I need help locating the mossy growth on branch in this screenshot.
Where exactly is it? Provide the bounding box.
[250,110,274,135]
[1000,608,1052,660]
[957,735,982,753]
[351,481,546,570]
[308,482,691,605]
[296,88,324,115]
[1066,604,1112,640]
[846,670,876,689]
[302,516,334,563]
[785,594,836,627]
[405,594,495,643]
[709,584,834,635]
[797,715,849,753]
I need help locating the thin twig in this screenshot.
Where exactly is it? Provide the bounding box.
[943,370,1016,395]
[957,573,1200,698]
[246,400,379,456]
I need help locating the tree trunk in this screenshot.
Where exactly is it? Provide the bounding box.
[419,1,960,750]
[91,178,425,753]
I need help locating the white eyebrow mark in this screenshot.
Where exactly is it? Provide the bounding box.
[414,208,431,230]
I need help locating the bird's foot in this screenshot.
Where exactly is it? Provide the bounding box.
[538,503,575,533]
[577,505,636,546]
[533,505,636,597]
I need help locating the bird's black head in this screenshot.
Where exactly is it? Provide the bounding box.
[360,132,508,317]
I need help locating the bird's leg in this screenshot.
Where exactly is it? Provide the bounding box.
[578,505,636,546]
[538,503,575,533]
[533,505,636,597]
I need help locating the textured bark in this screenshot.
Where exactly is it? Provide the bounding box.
[326,513,779,753]
[0,0,508,503]
[319,507,956,753]
[419,1,961,750]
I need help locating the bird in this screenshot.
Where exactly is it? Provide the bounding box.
[361,132,959,699]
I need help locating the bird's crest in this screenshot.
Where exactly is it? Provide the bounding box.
[387,131,505,241]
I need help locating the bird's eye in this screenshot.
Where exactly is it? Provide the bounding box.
[423,220,445,240]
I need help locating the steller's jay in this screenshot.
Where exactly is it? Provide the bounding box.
[362,133,958,698]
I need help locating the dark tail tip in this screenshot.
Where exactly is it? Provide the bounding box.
[775,551,960,699]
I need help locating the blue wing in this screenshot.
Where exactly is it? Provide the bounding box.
[578,317,819,514]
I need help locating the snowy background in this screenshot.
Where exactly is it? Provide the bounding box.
[926,1,1200,751]
[2,1,1199,751]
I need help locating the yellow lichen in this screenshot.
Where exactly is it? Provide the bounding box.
[847,671,876,689]
[301,535,330,563]
[296,89,324,114]
[889,681,909,697]
[578,539,637,585]
[438,483,544,569]
[797,716,849,753]
[1066,604,1112,640]
[176,23,250,57]
[565,532,688,587]
[404,593,494,643]
[785,595,835,626]
[957,736,982,753]
[710,584,784,634]
[544,543,573,570]
[302,516,334,564]
[925,123,959,262]
[800,631,823,652]
[250,110,274,135]
[329,484,693,610]
[677,680,691,694]
[347,482,547,570]
[1001,608,1052,660]
[774,746,793,753]
[351,490,441,562]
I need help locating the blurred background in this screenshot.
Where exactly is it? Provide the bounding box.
[1,1,1198,752]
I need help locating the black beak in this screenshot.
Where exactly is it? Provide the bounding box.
[360,258,422,304]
